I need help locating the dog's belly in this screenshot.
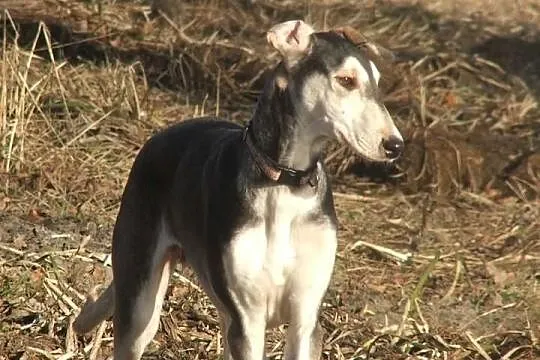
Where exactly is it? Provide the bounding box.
[223,186,337,328]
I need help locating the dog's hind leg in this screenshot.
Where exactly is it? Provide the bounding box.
[112,224,181,360]
[218,313,233,360]
[73,283,115,334]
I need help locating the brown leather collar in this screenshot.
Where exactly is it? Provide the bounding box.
[242,123,319,187]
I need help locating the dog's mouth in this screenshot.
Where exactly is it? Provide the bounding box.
[335,130,392,163]
[354,147,393,164]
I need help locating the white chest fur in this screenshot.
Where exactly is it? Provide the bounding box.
[228,186,318,284]
[224,185,337,327]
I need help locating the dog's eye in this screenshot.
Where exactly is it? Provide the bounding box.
[335,76,357,90]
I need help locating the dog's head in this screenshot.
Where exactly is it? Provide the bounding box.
[267,20,403,162]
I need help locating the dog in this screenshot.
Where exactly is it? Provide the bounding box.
[73,20,404,360]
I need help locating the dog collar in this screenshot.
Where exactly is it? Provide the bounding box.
[242,123,319,187]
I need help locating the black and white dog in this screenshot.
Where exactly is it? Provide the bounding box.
[73,20,404,360]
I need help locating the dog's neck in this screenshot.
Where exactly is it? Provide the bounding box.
[249,67,326,172]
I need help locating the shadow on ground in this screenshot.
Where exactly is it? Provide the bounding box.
[471,36,540,95]
[2,2,540,98]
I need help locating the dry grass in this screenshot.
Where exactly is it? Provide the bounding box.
[0,0,539,359]
[387,0,540,27]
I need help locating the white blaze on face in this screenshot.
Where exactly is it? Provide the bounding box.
[334,57,380,86]
[341,56,370,84]
[369,60,380,84]
[298,55,402,162]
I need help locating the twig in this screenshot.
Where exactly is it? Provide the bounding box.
[393,298,411,345]
[47,277,86,302]
[40,21,72,121]
[440,258,462,303]
[422,61,459,83]
[410,251,440,323]
[0,243,25,256]
[89,320,108,360]
[172,271,203,292]
[158,10,254,56]
[348,240,412,263]
[57,352,77,360]
[501,345,532,360]
[465,331,492,360]
[74,235,92,258]
[63,110,113,148]
[413,298,429,333]
[65,316,77,355]
[459,191,497,207]
[43,279,73,315]
[333,192,379,202]
[25,347,55,360]
[525,308,538,347]
[459,302,520,331]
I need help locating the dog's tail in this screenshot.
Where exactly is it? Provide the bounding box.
[73,283,115,334]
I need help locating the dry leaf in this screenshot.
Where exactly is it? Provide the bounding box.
[0,196,10,211]
[444,92,459,107]
[13,234,27,249]
[486,262,516,287]
[30,268,45,284]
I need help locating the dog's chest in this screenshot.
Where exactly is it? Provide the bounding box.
[224,187,321,317]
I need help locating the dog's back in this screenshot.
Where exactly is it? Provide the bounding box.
[115,117,244,243]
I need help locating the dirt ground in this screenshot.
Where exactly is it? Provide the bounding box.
[0,0,539,359]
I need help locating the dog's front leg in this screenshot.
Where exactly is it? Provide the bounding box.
[284,225,337,360]
[284,314,324,360]
[226,311,266,360]
[220,223,269,360]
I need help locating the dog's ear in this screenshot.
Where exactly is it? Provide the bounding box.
[267,20,315,68]
[333,26,395,63]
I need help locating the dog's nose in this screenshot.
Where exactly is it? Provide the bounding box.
[381,136,404,160]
